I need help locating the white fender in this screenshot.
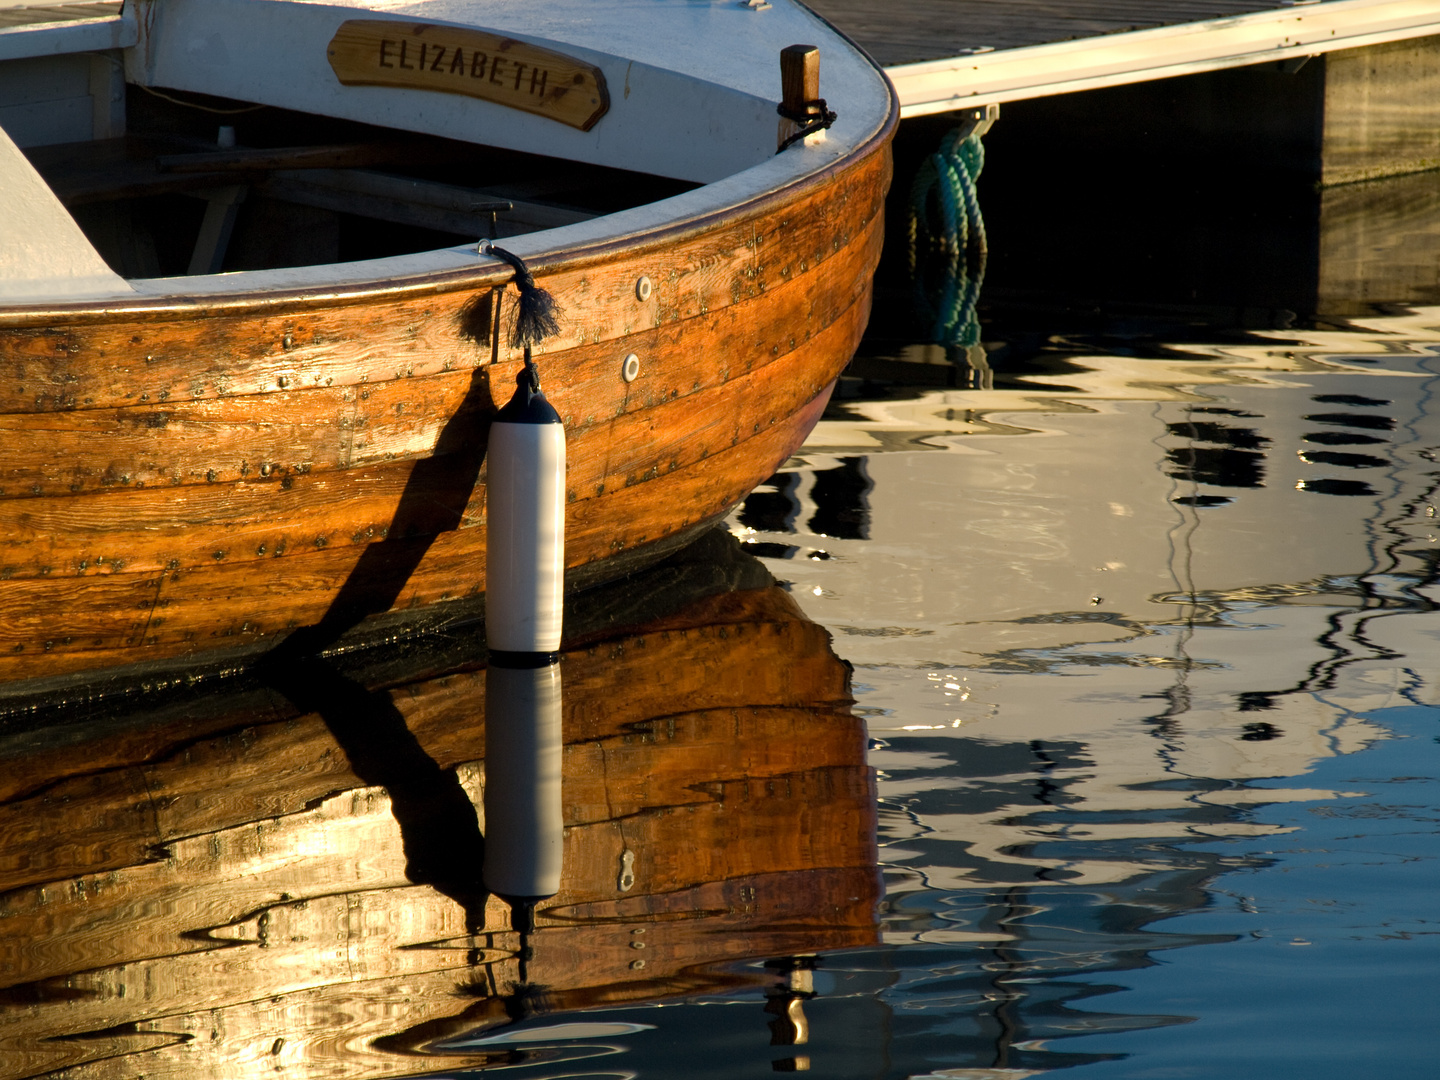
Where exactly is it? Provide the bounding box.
[486,373,566,653]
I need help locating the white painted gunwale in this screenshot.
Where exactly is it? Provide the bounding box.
[0,0,896,314]
[890,0,1440,116]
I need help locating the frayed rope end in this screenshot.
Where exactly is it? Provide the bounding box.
[479,241,563,350]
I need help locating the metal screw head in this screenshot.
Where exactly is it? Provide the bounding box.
[622,353,641,383]
[635,276,653,302]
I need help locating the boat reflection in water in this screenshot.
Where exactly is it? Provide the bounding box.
[0,529,878,1079]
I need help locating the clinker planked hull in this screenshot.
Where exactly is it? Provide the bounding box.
[0,125,893,691]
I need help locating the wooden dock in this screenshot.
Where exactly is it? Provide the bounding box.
[808,0,1440,115]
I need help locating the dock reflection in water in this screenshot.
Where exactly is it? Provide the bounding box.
[735,304,1440,1076]
[0,530,878,1079]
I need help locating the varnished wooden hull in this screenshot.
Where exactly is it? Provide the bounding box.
[0,114,894,690]
[0,538,879,1080]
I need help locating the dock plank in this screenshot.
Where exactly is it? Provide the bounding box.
[811,0,1440,114]
[808,0,1284,67]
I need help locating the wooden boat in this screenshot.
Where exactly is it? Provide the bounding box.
[0,530,879,1079]
[0,0,896,694]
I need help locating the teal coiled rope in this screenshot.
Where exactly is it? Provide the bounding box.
[907,128,986,351]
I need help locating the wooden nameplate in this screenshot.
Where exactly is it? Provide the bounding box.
[328,19,609,131]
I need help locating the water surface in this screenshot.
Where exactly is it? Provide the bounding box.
[728,308,1440,1077]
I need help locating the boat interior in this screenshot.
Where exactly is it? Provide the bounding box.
[1,0,893,304]
[3,0,861,293]
[33,89,699,277]
[8,71,698,280]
